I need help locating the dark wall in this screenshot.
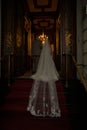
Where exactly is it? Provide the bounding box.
[59,0,76,79]
[1,0,29,83]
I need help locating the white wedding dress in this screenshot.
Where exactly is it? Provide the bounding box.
[27,38,61,117]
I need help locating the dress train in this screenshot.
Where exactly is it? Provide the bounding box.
[27,38,61,117]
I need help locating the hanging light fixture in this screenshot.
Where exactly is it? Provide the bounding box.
[38,32,48,46]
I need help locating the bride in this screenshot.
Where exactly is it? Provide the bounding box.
[27,37,61,117]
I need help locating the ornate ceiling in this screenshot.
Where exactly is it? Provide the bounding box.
[25,0,59,33]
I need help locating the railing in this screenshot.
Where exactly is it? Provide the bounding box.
[72,56,87,92]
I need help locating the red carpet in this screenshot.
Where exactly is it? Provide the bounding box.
[0,79,72,130]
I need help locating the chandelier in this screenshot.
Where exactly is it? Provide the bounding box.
[38,32,48,45]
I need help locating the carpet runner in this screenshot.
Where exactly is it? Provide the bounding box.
[0,79,72,130]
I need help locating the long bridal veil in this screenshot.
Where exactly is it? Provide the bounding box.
[27,38,61,117]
